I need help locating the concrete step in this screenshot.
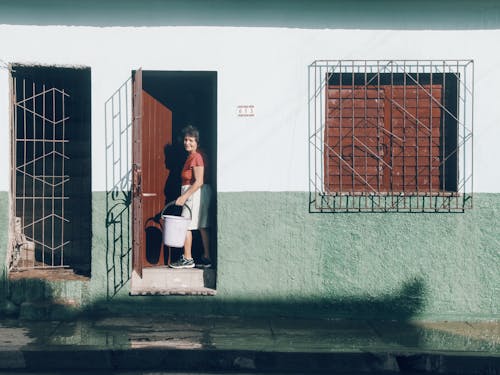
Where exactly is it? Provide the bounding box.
[130,267,216,296]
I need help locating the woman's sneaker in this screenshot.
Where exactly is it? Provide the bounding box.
[169,255,195,269]
[196,256,212,268]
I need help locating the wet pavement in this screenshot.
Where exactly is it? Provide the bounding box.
[3,373,478,375]
[0,315,498,373]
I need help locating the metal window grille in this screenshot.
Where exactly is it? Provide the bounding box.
[11,78,70,269]
[105,78,132,297]
[309,60,473,213]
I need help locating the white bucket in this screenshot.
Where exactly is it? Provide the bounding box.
[161,201,192,248]
[161,214,191,247]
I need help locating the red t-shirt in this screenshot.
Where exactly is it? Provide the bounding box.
[181,151,204,186]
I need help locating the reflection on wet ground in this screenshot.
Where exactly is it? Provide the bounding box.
[0,315,498,352]
[0,316,498,373]
[0,373,457,375]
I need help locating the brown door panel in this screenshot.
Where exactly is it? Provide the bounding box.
[141,90,172,267]
[132,69,173,277]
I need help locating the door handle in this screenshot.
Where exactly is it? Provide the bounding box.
[142,193,157,197]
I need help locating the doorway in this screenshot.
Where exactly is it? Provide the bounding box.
[131,70,217,289]
[9,64,92,277]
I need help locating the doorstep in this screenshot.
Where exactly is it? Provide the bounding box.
[130,267,216,296]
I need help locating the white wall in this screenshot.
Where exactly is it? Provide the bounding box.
[1,25,499,192]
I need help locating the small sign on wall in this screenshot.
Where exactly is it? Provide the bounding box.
[237,105,255,117]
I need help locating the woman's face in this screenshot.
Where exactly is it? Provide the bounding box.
[183,135,198,153]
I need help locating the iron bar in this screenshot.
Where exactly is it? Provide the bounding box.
[31,82,36,266]
[42,84,46,268]
[416,60,420,208]
[429,63,434,205]
[51,86,55,267]
[22,80,27,259]
[364,61,368,209]
[12,81,70,269]
[351,61,355,196]
[442,61,447,207]
[61,89,66,266]
[309,60,473,212]
[339,61,343,206]
[10,76,17,270]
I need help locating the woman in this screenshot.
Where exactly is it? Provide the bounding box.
[169,125,212,269]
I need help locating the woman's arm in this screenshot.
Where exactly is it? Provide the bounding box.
[176,166,204,206]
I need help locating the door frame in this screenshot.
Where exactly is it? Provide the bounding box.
[131,69,218,281]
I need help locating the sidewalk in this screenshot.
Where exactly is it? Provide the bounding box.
[0,315,498,373]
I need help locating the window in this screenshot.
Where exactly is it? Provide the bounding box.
[309,60,473,212]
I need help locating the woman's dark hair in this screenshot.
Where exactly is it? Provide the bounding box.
[181,125,200,144]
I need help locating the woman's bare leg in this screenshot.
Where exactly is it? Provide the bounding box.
[184,230,193,259]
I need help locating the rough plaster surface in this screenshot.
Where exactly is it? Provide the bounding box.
[216,192,500,319]
[1,191,499,320]
[0,192,8,299]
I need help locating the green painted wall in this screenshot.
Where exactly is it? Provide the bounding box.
[216,192,500,320]
[1,191,499,321]
[0,192,8,301]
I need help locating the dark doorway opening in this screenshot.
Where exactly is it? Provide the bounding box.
[136,70,217,269]
[10,64,92,277]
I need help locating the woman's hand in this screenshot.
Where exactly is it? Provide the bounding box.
[176,166,204,207]
[175,195,187,206]
[176,166,203,207]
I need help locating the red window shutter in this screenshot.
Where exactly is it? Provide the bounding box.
[325,84,443,194]
[325,86,385,193]
[387,85,442,192]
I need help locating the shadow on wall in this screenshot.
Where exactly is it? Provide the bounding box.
[0,274,82,320]
[0,269,7,303]
[0,0,499,29]
[91,278,429,320]
[0,274,427,322]
[105,189,132,298]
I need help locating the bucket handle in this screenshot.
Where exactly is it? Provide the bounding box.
[161,200,192,220]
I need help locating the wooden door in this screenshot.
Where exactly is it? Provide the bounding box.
[132,69,172,278]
